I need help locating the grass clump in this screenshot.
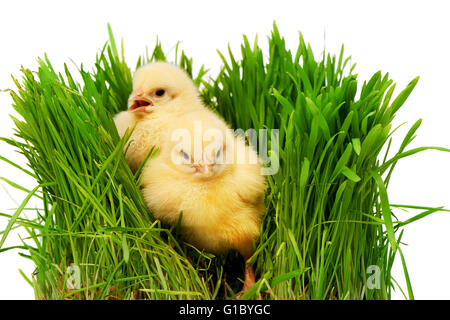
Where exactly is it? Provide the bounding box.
[206,24,450,299]
[1,23,448,299]
[0,30,217,300]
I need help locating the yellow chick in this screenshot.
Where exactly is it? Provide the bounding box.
[114,62,204,171]
[140,109,267,294]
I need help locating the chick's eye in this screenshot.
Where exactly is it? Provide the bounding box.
[155,89,165,97]
[181,151,190,160]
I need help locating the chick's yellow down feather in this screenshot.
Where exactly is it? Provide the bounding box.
[114,62,204,171]
[141,109,266,291]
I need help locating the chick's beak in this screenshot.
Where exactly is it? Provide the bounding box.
[198,154,214,177]
[128,91,153,113]
[199,164,212,177]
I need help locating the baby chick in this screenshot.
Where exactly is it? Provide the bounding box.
[114,62,204,171]
[141,109,267,294]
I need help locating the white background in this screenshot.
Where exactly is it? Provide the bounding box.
[1,0,449,300]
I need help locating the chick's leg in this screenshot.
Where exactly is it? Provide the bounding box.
[242,258,256,292]
[236,239,258,297]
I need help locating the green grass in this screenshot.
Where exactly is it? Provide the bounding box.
[1,23,449,300]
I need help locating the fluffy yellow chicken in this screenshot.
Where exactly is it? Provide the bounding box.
[141,109,267,294]
[114,62,204,171]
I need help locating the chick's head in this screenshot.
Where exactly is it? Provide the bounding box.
[161,111,233,180]
[128,62,200,114]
